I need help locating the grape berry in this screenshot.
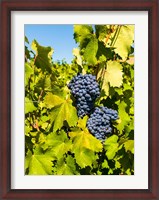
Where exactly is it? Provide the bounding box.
[68,74,100,117]
[86,106,118,141]
[68,74,118,141]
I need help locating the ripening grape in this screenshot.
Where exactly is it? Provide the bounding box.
[68,74,100,117]
[87,106,118,141]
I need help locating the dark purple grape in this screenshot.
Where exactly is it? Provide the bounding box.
[86,106,118,141]
[68,74,100,117]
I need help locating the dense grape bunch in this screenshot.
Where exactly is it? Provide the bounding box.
[68,74,100,117]
[87,106,118,141]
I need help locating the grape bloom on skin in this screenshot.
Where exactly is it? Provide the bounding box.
[87,106,118,141]
[68,74,118,141]
[68,73,100,117]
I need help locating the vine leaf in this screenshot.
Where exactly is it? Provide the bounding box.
[73,48,82,66]
[74,25,93,49]
[104,135,119,160]
[44,93,65,109]
[54,156,78,175]
[25,36,29,44]
[25,97,37,114]
[42,131,72,159]
[116,100,130,134]
[83,37,98,65]
[106,60,123,87]
[69,119,102,168]
[25,149,54,175]
[102,159,109,169]
[113,25,134,60]
[95,25,109,41]
[31,40,54,72]
[123,140,134,154]
[25,63,34,86]
[102,61,123,95]
[77,115,89,130]
[50,97,78,132]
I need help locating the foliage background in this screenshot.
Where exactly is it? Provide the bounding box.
[25,25,134,175]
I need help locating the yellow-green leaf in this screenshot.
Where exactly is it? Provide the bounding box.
[106,60,123,87]
[25,63,34,86]
[83,37,98,65]
[50,99,78,132]
[102,61,123,95]
[55,156,78,175]
[69,129,102,152]
[69,128,102,168]
[104,135,119,160]
[123,140,134,154]
[74,25,93,49]
[31,40,54,72]
[44,93,64,109]
[116,101,130,133]
[113,25,134,60]
[73,48,82,66]
[44,131,72,159]
[25,150,54,175]
[77,116,89,130]
[25,97,37,114]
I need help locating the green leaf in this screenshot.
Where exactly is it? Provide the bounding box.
[55,156,77,175]
[31,40,54,72]
[69,128,102,168]
[25,97,37,114]
[25,36,29,44]
[44,93,64,109]
[114,159,121,169]
[77,115,89,130]
[50,98,78,132]
[118,147,134,173]
[113,25,134,60]
[116,101,130,133]
[69,129,102,152]
[96,42,113,62]
[25,148,54,175]
[102,159,109,169]
[123,140,134,154]
[74,25,93,49]
[83,37,98,65]
[102,61,123,95]
[95,25,109,41]
[104,135,119,160]
[73,48,82,66]
[25,149,32,171]
[44,131,72,159]
[74,148,98,168]
[25,63,34,86]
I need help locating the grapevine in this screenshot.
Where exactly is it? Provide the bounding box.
[25,24,134,175]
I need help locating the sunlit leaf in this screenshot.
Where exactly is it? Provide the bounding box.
[25,148,54,175]
[44,93,64,109]
[25,97,37,114]
[50,97,78,131]
[113,25,134,60]
[73,48,82,66]
[31,40,54,72]
[104,135,119,160]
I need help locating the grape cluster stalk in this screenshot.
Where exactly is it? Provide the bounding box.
[87,106,118,141]
[68,74,100,117]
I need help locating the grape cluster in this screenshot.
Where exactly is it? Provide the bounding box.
[68,74,100,117]
[87,106,118,141]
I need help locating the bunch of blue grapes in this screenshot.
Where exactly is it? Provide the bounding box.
[87,106,118,141]
[68,74,100,117]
